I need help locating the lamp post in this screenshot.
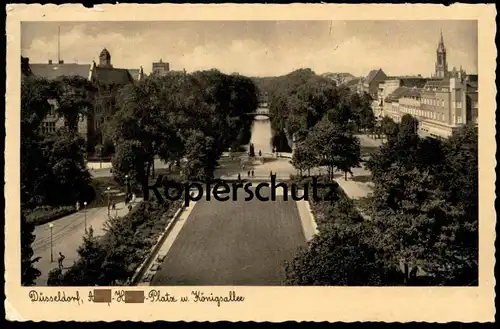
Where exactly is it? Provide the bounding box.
[107,186,111,217]
[48,223,54,263]
[83,201,88,233]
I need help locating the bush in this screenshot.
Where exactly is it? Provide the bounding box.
[25,205,76,226]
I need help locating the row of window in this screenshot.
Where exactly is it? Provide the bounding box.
[399,105,445,122]
[41,122,56,133]
[422,97,446,107]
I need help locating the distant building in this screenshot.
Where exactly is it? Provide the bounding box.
[383,76,478,139]
[27,58,92,139]
[128,67,145,81]
[431,31,467,80]
[376,77,430,118]
[88,48,135,148]
[359,68,387,100]
[152,59,170,76]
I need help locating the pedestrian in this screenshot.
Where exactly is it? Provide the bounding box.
[238,173,241,181]
[259,150,262,157]
[247,170,250,177]
[270,170,272,177]
[112,200,116,210]
[58,252,65,270]
[132,193,136,203]
[76,201,80,212]
[251,169,254,177]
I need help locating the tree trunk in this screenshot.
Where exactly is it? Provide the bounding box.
[308,168,311,177]
[141,175,150,201]
[403,262,409,285]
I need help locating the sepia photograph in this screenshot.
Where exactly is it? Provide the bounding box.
[5,3,496,323]
[20,19,479,287]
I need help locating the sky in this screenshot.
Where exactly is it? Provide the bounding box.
[21,20,478,77]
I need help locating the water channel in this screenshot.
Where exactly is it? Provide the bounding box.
[248,110,273,155]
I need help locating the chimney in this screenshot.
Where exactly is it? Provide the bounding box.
[48,60,53,64]
[59,60,64,64]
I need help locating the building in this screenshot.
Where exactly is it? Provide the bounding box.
[26,48,136,148]
[376,77,429,118]
[88,48,135,148]
[431,31,468,80]
[27,58,92,139]
[127,67,145,81]
[359,68,387,99]
[152,59,170,76]
[383,77,478,139]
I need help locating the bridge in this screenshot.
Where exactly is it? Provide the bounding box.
[247,107,270,117]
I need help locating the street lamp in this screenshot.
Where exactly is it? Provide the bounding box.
[106,186,111,216]
[83,201,88,233]
[48,223,54,263]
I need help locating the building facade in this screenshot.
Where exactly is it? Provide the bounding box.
[152,59,170,76]
[375,77,429,118]
[28,58,92,140]
[88,48,135,149]
[360,68,387,99]
[383,77,477,139]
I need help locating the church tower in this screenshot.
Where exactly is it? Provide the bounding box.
[434,31,448,78]
[98,48,113,68]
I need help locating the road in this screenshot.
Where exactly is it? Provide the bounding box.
[150,187,307,285]
[32,200,140,286]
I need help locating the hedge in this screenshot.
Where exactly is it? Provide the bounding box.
[25,205,76,226]
[48,199,183,286]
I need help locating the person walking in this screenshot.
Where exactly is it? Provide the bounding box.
[247,170,250,177]
[251,169,255,177]
[58,252,66,270]
[111,200,116,210]
[76,201,80,212]
[259,150,262,157]
[237,173,241,181]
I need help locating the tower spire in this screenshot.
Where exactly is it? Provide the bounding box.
[440,29,444,44]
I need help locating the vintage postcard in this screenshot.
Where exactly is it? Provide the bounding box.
[5,3,496,322]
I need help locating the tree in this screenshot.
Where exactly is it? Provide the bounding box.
[291,142,318,176]
[380,116,399,140]
[112,140,152,200]
[58,227,107,285]
[284,224,392,286]
[21,75,57,207]
[21,213,41,286]
[307,117,361,181]
[41,128,92,205]
[53,76,96,131]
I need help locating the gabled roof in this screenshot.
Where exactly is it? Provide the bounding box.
[344,77,362,87]
[385,86,410,103]
[365,68,386,84]
[93,66,133,85]
[30,63,91,80]
[127,69,141,80]
[403,87,423,98]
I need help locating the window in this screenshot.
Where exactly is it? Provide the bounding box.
[456,101,462,108]
[441,99,444,107]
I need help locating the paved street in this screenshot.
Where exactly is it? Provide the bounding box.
[150,187,307,286]
[32,199,142,286]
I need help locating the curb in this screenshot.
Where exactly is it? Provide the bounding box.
[129,204,185,285]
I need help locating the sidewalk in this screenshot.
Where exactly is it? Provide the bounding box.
[33,199,142,286]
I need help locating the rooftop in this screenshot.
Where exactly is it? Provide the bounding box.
[92,66,133,85]
[30,62,91,80]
